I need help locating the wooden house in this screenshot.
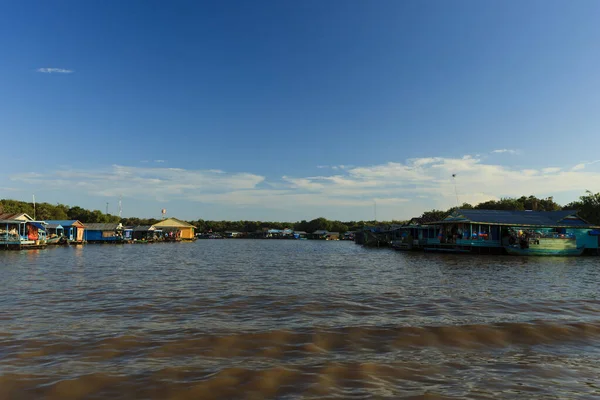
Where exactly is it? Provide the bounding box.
[84,223,124,243]
[45,220,86,244]
[152,218,196,241]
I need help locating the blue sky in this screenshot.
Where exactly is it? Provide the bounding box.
[2,0,600,221]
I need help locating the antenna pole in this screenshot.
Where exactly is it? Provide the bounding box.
[106,202,109,215]
[452,174,459,207]
[33,194,36,220]
[118,196,122,218]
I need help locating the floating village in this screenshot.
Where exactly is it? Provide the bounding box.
[1,209,600,257]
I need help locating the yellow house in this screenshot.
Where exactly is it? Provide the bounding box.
[152,218,196,240]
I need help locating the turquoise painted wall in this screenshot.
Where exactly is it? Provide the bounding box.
[567,229,598,249]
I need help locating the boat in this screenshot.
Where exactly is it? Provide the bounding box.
[505,245,584,256]
[504,236,584,256]
[46,235,68,245]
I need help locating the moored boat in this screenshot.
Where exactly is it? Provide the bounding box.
[46,236,68,245]
[505,236,584,256]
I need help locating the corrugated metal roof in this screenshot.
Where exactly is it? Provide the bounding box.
[437,209,597,227]
[84,223,122,231]
[45,220,85,228]
[132,225,155,232]
[30,222,45,230]
[0,213,33,221]
[152,218,195,228]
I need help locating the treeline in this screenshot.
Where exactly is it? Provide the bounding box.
[415,193,600,225]
[189,218,406,234]
[2,192,600,232]
[0,199,121,223]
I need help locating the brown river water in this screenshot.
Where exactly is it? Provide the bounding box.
[1,240,600,399]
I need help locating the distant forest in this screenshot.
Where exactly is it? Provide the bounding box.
[1,191,599,233]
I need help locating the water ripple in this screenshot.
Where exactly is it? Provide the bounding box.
[1,240,600,398]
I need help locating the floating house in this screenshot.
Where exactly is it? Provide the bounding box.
[342,231,355,240]
[123,227,133,242]
[293,231,308,239]
[45,220,86,244]
[132,225,160,242]
[326,232,340,240]
[424,209,600,256]
[152,218,196,241]
[84,223,124,244]
[311,230,329,240]
[265,229,282,238]
[391,217,440,251]
[310,230,340,240]
[354,226,397,247]
[0,213,46,249]
[282,228,294,237]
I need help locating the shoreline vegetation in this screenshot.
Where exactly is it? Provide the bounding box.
[1,192,599,234]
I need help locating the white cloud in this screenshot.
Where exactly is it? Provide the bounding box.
[542,167,561,174]
[12,165,265,202]
[491,149,518,154]
[9,153,600,220]
[154,160,165,163]
[36,68,73,74]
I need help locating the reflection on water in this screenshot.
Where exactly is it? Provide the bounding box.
[1,241,600,399]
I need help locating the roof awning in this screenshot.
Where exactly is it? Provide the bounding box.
[30,222,46,230]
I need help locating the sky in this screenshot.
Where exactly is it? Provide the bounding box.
[1,0,600,221]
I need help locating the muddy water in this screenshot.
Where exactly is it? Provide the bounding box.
[1,240,600,399]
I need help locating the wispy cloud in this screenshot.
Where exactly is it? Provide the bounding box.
[318,164,351,170]
[491,149,518,155]
[571,160,600,171]
[154,160,165,163]
[36,68,74,74]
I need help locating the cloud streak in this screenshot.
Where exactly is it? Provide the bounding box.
[491,149,518,155]
[571,160,600,171]
[36,68,74,74]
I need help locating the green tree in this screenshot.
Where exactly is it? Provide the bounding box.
[564,191,600,225]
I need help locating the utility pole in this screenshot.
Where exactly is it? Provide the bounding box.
[106,202,109,215]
